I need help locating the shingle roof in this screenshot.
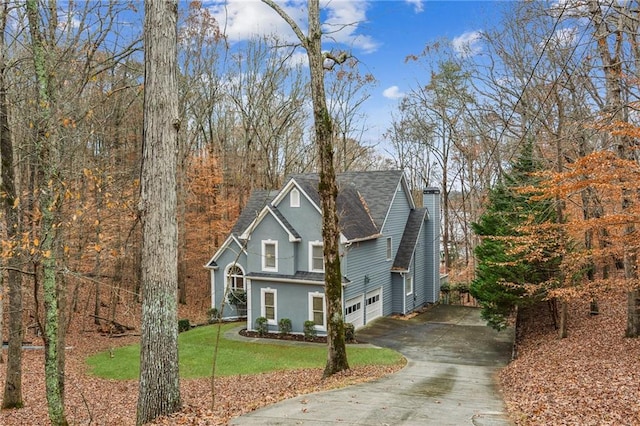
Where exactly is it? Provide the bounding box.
[337,170,405,229]
[283,170,404,241]
[392,208,427,271]
[268,205,301,241]
[231,190,277,235]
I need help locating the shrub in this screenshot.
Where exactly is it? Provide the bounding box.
[207,308,221,324]
[178,319,190,333]
[303,320,317,340]
[344,322,356,343]
[278,318,292,335]
[255,317,269,336]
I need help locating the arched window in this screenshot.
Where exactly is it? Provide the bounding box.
[226,264,244,292]
[290,188,300,207]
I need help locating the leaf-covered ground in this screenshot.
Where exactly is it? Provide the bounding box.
[500,290,640,425]
[0,330,403,425]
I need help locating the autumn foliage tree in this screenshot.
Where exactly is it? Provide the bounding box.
[534,149,640,332]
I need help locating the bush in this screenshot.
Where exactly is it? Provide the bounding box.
[278,318,292,335]
[207,308,221,324]
[303,320,317,340]
[178,319,190,333]
[344,322,356,343]
[255,317,269,336]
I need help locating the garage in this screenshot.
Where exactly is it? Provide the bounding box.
[345,295,364,328]
[365,288,382,323]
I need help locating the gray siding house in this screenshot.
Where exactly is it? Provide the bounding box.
[205,170,441,335]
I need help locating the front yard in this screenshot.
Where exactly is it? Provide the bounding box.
[87,321,404,380]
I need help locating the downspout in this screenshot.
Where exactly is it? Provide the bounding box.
[363,274,370,324]
[400,272,405,315]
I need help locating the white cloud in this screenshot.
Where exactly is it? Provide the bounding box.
[206,0,305,44]
[405,0,424,13]
[452,30,482,57]
[322,0,379,53]
[383,86,405,100]
[205,0,379,53]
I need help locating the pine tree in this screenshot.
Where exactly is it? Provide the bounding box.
[471,141,559,330]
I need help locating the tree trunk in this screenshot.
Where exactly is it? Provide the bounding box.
[26,0,67,423]
[626,290,640,338]
[558,299,568,339]
[305,0,349,377]
[136,1,181,424]
[261,0,350,377]
[589,0,640,337]
[3,43,27,400]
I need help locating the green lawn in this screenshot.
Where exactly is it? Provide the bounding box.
[86,322,404,380]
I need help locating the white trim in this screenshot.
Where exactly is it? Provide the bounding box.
[386,237,392,261]
[246,279,252,330]
[381,176,414,233]
[309,241,324,272]
[204,235,246,269]
[261,287,277,325]
[272,179,322,214]
[405,273,413,296]
[240,205,301,242]
[210,268,216,309]
[308,291,326,331]
[261,240,278,272]
[224,263,246,292]
[290,187,300,207]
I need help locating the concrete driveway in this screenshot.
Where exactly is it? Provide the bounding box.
[230,305,514,425]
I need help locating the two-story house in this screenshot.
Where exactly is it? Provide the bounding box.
[205,170,441,335]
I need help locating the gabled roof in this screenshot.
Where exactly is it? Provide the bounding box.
[392,208,427,272]
[224,170,409,246]
[231,190,278,235]
[281,170,408,241]
[240,204,302,242]
[337,170,410,230]
[204,234,245,269]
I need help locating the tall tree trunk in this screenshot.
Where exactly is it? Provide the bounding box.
[26,0,67,423]
[589,0,640,337]
[305,0,349,377]
[0,6,23,404]
[136,1,181,424]
[262,0,349,377]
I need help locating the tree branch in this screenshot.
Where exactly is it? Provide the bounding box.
[261,0,308,48]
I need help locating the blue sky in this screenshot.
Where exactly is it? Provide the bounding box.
[203,0,510,149]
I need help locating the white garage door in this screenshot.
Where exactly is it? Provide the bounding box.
[345,296,364,328]
[365,288,382,323]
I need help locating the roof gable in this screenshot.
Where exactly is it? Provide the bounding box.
[205,234,246,269]
[272,177,322,213]
[239,204,302,242]
[231,190,277,235]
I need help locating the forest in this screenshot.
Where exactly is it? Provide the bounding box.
[1,0,640,424]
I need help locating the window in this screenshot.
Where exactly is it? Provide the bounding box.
[262,240,278,271]
[261,288,277,324]
[309,241,324,272]
[290,188,300,207]
[366,293,380,306]
[405,274,413,296]
[226,264,244,291]
[386,237,392,260]
[345,301,361,315]
[308,292,326,329]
